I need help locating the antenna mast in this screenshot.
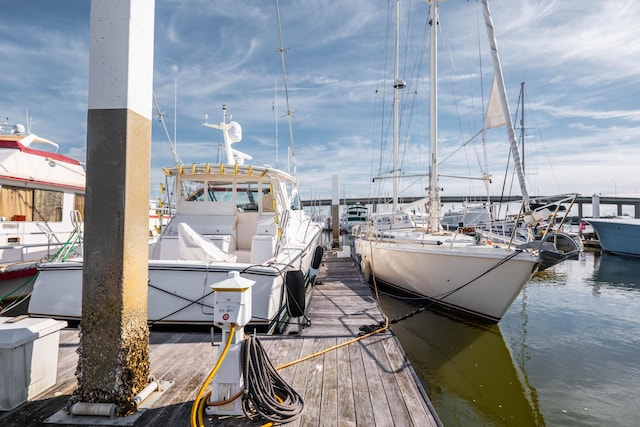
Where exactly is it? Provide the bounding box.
[153,93,183,165]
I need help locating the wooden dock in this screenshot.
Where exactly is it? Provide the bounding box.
[0,252,441,426]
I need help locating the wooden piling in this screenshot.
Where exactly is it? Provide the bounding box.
[76,0,155,415]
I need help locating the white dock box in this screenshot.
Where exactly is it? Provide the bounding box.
[0,316,67,411]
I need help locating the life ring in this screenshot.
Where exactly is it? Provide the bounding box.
[285,270,306,317]
[311,245,324,269]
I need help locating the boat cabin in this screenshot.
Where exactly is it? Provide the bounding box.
[151,163,300,265]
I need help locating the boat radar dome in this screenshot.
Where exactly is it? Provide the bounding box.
[227,121,242,143]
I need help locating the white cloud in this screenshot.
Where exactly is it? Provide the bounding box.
[2,0,639,205]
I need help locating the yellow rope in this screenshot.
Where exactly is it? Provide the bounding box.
[275,317,388,371]
[276,247,388,371]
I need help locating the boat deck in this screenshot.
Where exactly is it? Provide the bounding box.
[0,251,441,426]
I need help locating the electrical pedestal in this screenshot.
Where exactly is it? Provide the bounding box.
[206,271,254,417]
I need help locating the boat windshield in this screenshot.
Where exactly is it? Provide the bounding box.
[181,179,267,213]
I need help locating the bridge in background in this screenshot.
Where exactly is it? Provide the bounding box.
[301,195,640,219]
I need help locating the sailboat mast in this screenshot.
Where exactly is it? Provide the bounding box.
[520,81,525,174]
[392,0,400,212]
[481,0,530,209]
[428,0,441,232]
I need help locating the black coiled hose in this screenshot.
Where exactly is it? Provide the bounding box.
[241,335,304,423]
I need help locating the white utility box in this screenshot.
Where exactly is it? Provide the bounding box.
[208,272,255,416]
[211,271,255,328]
[0,316,67,411]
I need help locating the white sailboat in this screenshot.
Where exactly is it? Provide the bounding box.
[354,0,569,323]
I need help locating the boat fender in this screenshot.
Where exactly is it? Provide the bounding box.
[311,245,324,269]
[361,259,372,284]
[286,270,306,318]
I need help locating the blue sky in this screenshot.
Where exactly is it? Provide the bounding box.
[2,0,640,206]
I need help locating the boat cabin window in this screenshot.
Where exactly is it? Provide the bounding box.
[291,192,302,211]
[182,180,235,202]
[180,179,264,213]
[235,182,259,212]
[206,181,234,202]
[0,185,63,222]
[182,180,206,201]
[74,194,85,215]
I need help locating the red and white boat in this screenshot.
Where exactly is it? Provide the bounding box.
[0,121,85,312]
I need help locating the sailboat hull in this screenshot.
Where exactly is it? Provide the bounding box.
[355,238,538,322]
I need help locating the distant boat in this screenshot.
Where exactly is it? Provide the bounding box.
[586,217,640,257]
[0,120,85,311]
[29,106,323,329]
[340,203,368,234]
[354,0,574,323]
[440,202,492,231]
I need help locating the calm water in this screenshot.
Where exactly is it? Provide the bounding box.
[377,250,640,427]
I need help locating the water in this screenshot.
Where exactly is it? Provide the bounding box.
[377,250,640,426]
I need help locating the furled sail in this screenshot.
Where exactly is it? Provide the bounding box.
[482,0,530,208]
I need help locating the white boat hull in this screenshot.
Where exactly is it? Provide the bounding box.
[355,237,538,322]
[29,239,320,328]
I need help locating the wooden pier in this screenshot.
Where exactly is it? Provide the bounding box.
[0,252,441,426]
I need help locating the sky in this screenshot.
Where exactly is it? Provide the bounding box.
[2,0,640,209]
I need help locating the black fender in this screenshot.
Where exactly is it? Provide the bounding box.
[311,245,324,269]
[285,269,306,317]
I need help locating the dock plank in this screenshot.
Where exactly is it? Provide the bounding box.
[370,335,413,426]
[300,337,329,427]
[336,337,357,427]
[382,336,439,426]
[349,338,377,426]
[320,337,338,427]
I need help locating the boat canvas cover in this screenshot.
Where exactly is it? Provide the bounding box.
[0,137,85,189]
[177,222,237,263]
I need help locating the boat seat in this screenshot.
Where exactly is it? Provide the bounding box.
[255,214,278,236]
[250,235,276,264]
